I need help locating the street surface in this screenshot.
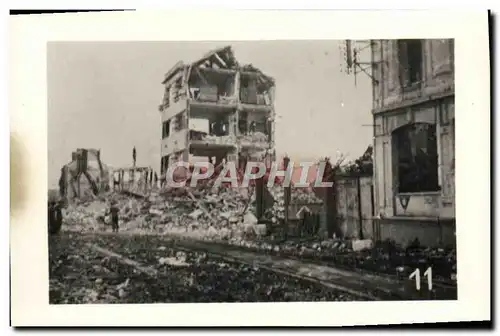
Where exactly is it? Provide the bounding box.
[49,230,456,303]
[49,232,368,303]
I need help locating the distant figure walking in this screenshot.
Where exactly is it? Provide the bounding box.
[106,201,120,233]
[132,146,137,167]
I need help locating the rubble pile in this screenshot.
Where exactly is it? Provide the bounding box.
[158,187,261,242]
[62,183,323,244]
[290,187,323,203]
[62,187,261,241]
[263,186,285,224]
[60,187,457,283]
[263,185,323,223]
[267,185,323,205]
[63,197,109,232]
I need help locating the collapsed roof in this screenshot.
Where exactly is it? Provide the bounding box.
[162,45,275,89]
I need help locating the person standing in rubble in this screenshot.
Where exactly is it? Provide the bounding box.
[249,121,256,134]
[106,200,120,233]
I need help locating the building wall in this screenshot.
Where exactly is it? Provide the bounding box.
[377,217,455,248]
[373,99,455,219]
[369,39,455,246]
[334,175,374,239]
[371,39,454,112]
[161,128,189,156]
[159,67,190,168]
[161,98,187,121]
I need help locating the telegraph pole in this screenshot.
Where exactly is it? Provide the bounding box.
[283,155,291,240]
[132,146,137,168]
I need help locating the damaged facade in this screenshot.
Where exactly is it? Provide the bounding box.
[158,46,276,175]
[370,39,455,247]
[59,148,111,201]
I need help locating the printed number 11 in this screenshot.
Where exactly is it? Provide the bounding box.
[409,267,433,291]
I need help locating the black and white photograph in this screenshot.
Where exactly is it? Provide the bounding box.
[10,10,490,326]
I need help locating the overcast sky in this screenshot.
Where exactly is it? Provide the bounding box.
[48,41,372,188]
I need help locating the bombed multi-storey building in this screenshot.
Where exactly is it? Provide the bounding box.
[369,39,455,247]
[158,46,276,175]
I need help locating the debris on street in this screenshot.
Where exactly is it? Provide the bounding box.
[60,184,457,284]
[49,233,367,303]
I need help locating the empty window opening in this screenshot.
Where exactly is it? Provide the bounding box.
[171,76,186,103]
[397,39,423,86]
[266,119,273,142]
[189,115,231,141]
[209,118,230,137]
[160,155,170,176]
[173,112,187,132]
[239,111,248,134]
[239,114,270,146]
[240,115,269,135]
[188,68,236,103]
[393,122,439,193]
[240,75,273,105]
[240,76,258,104]
[162,120,171,139]
[163,86,171,108]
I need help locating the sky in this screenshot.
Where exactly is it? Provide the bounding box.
[48,41,372,188]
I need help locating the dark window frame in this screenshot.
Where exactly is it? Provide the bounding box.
[162,119,171,139]
[160,155,170,175]
[397,39,424,88]
[393,122,440,193]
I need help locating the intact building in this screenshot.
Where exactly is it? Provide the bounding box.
[158,46,276,175]
[370,39,455,247]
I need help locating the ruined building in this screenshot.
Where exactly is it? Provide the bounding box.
[59,148,111,201]
[370,39,455,247]
[158,46,276,175]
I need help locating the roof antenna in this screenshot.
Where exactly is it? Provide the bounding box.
[341,40,379,87]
